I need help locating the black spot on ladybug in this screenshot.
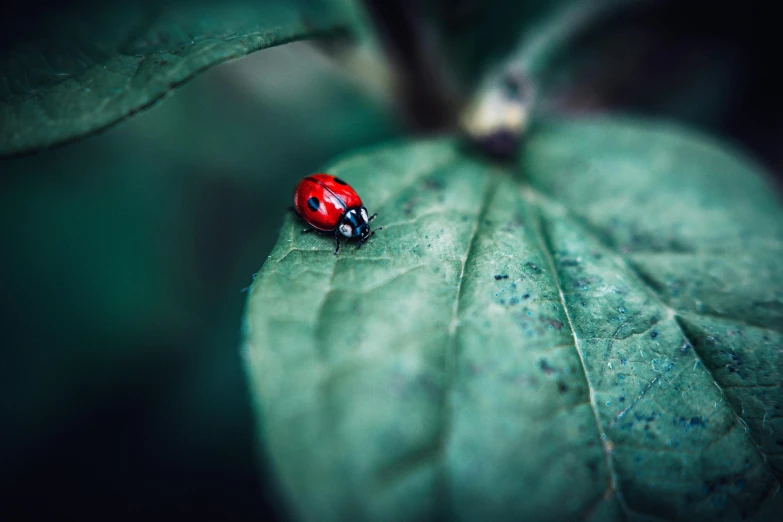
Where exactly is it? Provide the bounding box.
[307,196,320,212]
[333,177,348,185]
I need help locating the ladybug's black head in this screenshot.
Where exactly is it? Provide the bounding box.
[338,207,371,240]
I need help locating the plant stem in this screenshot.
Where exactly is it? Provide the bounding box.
[360,0,459,131]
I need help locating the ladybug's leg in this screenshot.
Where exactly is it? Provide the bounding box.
[301,227,315,234]
[368,213,378,222]
[333,232,341,255]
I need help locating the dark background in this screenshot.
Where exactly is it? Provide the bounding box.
[0,43,400,520]
[1,1,781,520]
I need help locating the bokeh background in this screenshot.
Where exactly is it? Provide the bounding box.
[0,43,400,520]
[1,1,781,520]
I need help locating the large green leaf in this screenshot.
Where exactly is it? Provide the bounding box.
[0,0,348,157]
[242,117,783,521]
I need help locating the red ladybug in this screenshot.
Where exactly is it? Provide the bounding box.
[293,174,381,254]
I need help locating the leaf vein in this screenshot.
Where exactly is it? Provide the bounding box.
[525,190,629,520]
[434,174,497,513]
[528,187,782,485]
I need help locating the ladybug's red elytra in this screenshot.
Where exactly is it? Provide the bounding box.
[293,174,381,254]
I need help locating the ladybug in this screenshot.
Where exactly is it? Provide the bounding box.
[293,174,381,254]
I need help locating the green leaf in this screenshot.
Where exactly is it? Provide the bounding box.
[242,117,783,521]
[0,39,398,488]
[0,0,348,157]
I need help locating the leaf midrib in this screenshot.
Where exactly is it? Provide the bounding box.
[433,173,498,517]
[524,189,626,518]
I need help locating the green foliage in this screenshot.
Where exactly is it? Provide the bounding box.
[0,42,398,517]
[3,0,781,520]
[0,0,348,157]
[243,118,783,521]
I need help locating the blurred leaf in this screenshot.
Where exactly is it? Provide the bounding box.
[243,118,783,521]
[0,41,399,519]
[0,0,349,157]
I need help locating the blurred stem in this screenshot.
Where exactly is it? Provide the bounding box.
[360,0,460,131]
[334,0,643,134]
[509,0,644,96]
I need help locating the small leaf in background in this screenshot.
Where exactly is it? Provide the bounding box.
[420,0,783,176]
[243,118,783,521]
[0,0,349,157]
